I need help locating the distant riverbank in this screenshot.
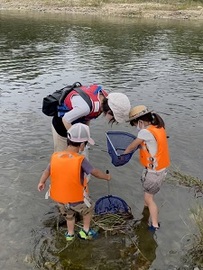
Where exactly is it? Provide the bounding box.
[1,0,203,20]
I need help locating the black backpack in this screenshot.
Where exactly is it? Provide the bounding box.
[42,82,92,116]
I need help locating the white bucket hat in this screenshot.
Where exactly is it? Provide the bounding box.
[67,123,95,145]
[127,105,152,122]
[107,93,131,123]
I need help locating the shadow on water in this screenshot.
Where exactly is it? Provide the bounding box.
[32,206,158,270]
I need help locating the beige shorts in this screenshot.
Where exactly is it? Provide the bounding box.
[141,169,167,195]
[52,124,67,152]
[58,202,95,220]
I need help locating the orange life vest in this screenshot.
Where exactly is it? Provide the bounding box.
[140,125,170,170]
[50,151,87,204]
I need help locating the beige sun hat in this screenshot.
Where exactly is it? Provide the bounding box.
[107,93,131,123]
[127,105,151,122]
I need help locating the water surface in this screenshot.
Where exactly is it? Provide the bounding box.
[0,10,203,269]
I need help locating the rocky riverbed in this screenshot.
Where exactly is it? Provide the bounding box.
[1,0,203,20]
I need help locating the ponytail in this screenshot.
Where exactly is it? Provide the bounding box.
[133,111,166,129]
[151,113,165,128]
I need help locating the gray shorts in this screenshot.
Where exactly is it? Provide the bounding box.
[58,202,95,221]
[141,169,167,195]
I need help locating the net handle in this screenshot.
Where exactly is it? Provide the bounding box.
[106,170,110,195]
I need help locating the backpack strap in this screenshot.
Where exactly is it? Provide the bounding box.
[59,82,93,111]
[59,82,82,105]
[74,87,93,112]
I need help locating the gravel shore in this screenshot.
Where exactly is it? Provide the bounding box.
[1,0,203,20]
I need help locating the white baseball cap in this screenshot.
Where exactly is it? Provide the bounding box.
[67,123,95,145]
[107,93,131,123]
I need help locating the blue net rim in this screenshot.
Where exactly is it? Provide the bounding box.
[105,131,137,166]
[94,195,132,215]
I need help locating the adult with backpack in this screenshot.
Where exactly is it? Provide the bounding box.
[43,82,131,152]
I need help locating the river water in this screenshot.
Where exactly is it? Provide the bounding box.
[0,10,203,270]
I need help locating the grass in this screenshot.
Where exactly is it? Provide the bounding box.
[167,168,203,267]
[3,0,203,8]
[168,168,203,197]
[185,205,203,267]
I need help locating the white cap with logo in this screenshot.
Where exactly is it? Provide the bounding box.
[67,123,95,145]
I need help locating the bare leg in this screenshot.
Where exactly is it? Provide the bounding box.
[144,192,159,228]
[83,212,92,232]
[66,218,75,235]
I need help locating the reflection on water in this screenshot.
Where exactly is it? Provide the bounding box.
[32,206,158,270]
[135,207,158,263]
[0,10,203,269]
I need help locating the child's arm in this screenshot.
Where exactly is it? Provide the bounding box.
[123,138,143,154]
[91,168,111,181]
[38,164,50,191]
[81,158,111,181]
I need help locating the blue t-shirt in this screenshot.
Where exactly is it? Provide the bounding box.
[80,157,94,185]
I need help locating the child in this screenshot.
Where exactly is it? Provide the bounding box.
[38,123,111,240]
[124,105,170,231]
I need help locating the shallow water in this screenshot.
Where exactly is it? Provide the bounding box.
[0,10,203,269]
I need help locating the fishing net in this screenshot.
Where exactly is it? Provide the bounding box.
[94,195,132,215]
[94,195,133,234]
[106,131,138,166]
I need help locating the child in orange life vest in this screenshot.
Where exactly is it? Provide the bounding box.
[38,123,111,240]
[124,105,170,231]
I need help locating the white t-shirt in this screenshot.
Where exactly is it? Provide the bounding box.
[137,129,157,156]
[63,95,91,123]
[137,128,165,172]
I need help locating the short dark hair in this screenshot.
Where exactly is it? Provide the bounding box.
[102,97,111,114]
[67,139,88,147]
[102,97,117,125]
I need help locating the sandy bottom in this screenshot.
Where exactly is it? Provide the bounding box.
[1,1,203,20]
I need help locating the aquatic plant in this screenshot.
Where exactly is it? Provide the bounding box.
[178,204,203,268]
[31,208,156,269]
[167,168,203,268]
[167,168,203,197]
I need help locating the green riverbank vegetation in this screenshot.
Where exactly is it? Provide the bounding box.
[168,169,203,197]
[1,0,203,20]
[61,0,201,9]
[0,0,203,11]
[6,0,203,9]
[189,205,203,266]
[168,169,203,267]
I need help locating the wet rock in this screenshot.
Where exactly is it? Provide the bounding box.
[44,261,56,269]
[23,254,33,264]
[199,46,203,51]
[181,265,190,269]
[166,265,178,270]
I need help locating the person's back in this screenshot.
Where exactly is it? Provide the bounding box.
[38,123,111,240]
[50,150,86,204]
[51,84,131,152]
